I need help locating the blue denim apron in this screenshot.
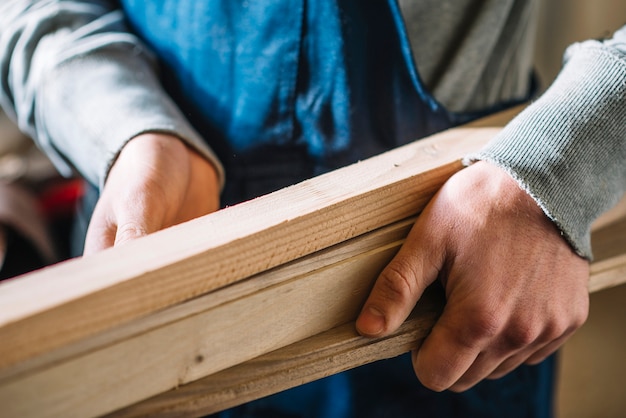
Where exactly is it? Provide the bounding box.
[112,0,555,416]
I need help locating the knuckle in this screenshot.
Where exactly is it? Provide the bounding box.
[461,309,503,344]
[115,221,148,244]
[573,304,589,328]
[503,317,546,349]
[541,319,567,341]
[544,304,589,340]
[502,321,540,348]
[425,379,450,393]
[378,259,416,303]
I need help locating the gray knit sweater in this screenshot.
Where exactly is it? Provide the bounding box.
[0,0,624,259]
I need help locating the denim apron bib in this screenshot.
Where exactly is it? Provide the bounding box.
[120,0,453,205]
[115,1,554,417]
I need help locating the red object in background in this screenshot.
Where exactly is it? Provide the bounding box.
[37,178,85,221]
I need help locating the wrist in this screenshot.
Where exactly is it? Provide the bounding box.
[108,132,219,188]
[466,161,580,258]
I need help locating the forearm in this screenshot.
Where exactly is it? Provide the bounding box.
[466,25,626,259]
[0,0,223,189]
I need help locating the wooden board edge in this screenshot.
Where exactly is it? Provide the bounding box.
[107,286,446,418]
[0,128,499,370]
[105,254,626,418]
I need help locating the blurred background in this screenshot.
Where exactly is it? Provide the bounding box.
[535,1,626,417]
[535,0,626,87]
[0,0,625,416]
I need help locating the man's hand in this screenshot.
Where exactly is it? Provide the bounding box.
[356,161,589,392]
[83,133,220,255]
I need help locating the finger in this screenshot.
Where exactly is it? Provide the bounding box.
[114,220,151,247]
[451,345,535,391]
[480,345,553,383]
[484,350,541,382]
[84,226,115,255]
[447,344,528,392]
[83,202,161,255]
[447,351,507,392]
[412,312,485,392]
[113,197,167,247]
[356,220,443,337]
[524,332,572,366]
[485,329,573,380]
[85,184,169,254]
[447,320,545,390]
[438,307,585,389]
[83,203,117,255]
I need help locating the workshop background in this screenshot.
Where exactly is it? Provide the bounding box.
[535,1,626,417]
[0,0,625,416]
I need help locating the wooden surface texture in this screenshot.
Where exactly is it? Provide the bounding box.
[1,106,624,417]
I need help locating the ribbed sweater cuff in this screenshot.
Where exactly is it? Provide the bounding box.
[465,41,626,259]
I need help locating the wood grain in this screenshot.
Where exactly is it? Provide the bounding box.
[0,218,415,384]
[108,195,626,418]
[108,286,447,418]
[0,127,501,372]
[2,105,624,418]
[3,196,624,418]
[0,229,406,417]
[104,211,626,418]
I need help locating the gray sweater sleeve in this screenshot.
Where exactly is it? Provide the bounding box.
[466,25,626,259]
[0,0,224,190]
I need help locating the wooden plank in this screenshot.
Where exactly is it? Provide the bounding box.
[588,196,626,292]
[3,195,625,418]
[109,220,626,418]
[0,225,408,417]
[0,217,415,384]
[0,126,503,372]
[5,105,624,418]
[0,107,524,373]
[589,253,626,293]
[108,286,447,418]
[0,109,523,416]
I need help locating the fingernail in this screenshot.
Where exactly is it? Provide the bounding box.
[358,305,386,336]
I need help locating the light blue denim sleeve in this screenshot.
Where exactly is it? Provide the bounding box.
[466,25,626,259]
[0,0,224,189]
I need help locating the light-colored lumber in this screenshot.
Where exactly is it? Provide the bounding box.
[105,197,626,417]
[589,253,626,293]
[588,196,626,292]
[0,126,502,372]
[0,223,410,417]
[0,106,522,374]
[0,103,521,370]
[0,123,505,417]
[3,197,625,418]
[0,108,520,417]
[2,105,625,418]
[108,287,446,418]
[0,217,414,383]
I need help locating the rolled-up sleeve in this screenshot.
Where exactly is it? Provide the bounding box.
[0,0,224,189]
[466,25,626,259]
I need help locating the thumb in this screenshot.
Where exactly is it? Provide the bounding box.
[84,200,165,255]
[113,197,168,247]
[83,201,118,256]
[83,220,116,256]
[113,219,153,247]
[356,225,443,337]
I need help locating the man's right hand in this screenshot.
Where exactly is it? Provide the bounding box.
[356,161,589,392]
[83,133,220,255]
